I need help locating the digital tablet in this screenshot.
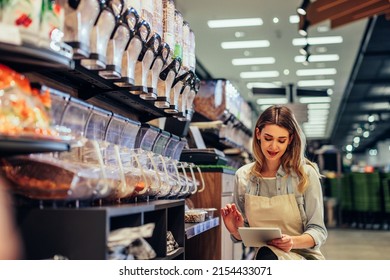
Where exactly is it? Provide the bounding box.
[238,227,282,247]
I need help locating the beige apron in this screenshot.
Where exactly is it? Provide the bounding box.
[245,176,325,260]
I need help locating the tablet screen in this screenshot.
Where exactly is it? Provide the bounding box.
[238,227,282,247]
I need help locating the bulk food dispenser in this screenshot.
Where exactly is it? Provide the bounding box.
[99,0,132,80]
[154,0,180,109]
[147,42,170,100]
[80,0,116,70]
[141,0,165,100]
[63,0,101,58]
[112,5,140,87]
[129,0,158,96]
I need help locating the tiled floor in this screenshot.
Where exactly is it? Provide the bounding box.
[321,228,390,260]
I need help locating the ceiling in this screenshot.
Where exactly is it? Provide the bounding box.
[175,0,390,154]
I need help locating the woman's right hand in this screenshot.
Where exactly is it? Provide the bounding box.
[220,203,244,240]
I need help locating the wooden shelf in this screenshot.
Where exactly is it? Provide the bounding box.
[17,199,185,260]
[185,217,219,239]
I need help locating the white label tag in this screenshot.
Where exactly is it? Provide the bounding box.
[0,23,22,46]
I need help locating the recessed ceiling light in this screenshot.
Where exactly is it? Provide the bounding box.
[232,57,275,65]
[317,25,330,32]
[221,40,270,49]
[283,69,290,75]
[240,70,280,78]
[208,18,263,28]
[327,88,334,95]
[295,54,340,62]
[292,36,343,46]
[296,68,337,76]
[273,17,279,23]
[257,98,288,105]
[298,79,335,87]
[316,47,327,53]
[299,96,332,103]
[289,15,300,24]
[235,31,245,38]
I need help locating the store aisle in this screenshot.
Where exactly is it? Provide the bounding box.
[321,228,390,260]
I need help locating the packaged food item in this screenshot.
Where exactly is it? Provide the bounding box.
[184,209,207,223]
[1,0,43,35]
[0,64,58,139]
[1,154,115,200]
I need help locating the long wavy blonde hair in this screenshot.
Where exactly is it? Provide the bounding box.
[251,105,319,193]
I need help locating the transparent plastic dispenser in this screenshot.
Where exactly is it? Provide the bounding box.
[80,1,116,70]
[172,137,188,161]
[131,32,161,96]
[99,0,132,80]
[176,72,194,121]
[49,89,71,130]
[134,123,160,152]
[163,134,180,159]
[63,0,101,58]
[185,76,200,121]
[155,55,181,109]
[85,106,113,141]
[112,7,140,87]
[104,113,127,146]
[152,130,171,156]
[143,42,169,100]
[118,118,141,149]
[164,70,192,114]
[58,97,94,146]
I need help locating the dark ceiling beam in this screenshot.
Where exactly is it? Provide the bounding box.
[331,4,390,28]
[343,96,390,103]
[353,127,390,152]
[330,17,376,143]
[307,0,382,25]
[353,78,390,84]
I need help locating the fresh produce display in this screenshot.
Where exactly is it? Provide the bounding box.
[0,64,58,139]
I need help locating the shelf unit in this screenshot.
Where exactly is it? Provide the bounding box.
[185,168,242,260]
[0,42,181,123]
[0,136,70,156]
[17,199,185,260]
[185,217,219,239]
[1,41,188,260]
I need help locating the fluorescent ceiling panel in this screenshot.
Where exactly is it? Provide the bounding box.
[299,96,332,103]
[256,97,288,105]
[295,54,340,63]
[247,82,281,89]
[221,40,270,49]
[308,109,329,115]
[208,18,263,28]
[240,70,279,79]
[296,68,337,76]
[232,57,275,65]
[297,79,335,87]
[292,36,343,46]
[307,103,331,109]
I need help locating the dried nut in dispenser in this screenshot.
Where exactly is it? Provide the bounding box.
[184,210,207,223]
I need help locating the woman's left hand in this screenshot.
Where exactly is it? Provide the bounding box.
[267,234,293,252]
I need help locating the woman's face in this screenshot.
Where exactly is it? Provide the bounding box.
[256,124,292,163]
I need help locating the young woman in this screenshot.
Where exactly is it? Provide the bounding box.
[221,105,327,260]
